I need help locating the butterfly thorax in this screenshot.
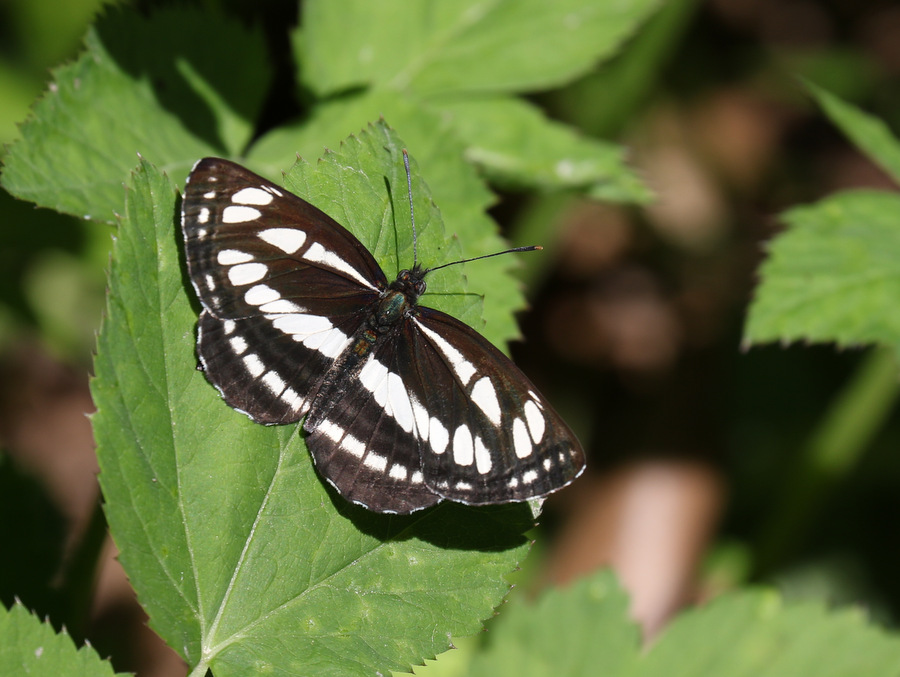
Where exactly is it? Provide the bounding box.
[368,267,422,329]
[348,267,425,361]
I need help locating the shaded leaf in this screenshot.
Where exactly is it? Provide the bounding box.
[431,569,900,677]
[0,602,123,677]
[806,81,900,186]
[1,6,269,222]
[300,0,662,97]
[466,570,637,677]
[637,591,900,677]
[437,96,652,202]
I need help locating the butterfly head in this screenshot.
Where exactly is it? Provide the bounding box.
[390,265,428,302]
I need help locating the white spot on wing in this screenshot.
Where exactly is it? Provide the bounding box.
[203,191,215,199]
[259,227,306,254]
[512,418,533,459]
[527,391,544,409]
[320,419,344,442]
[271,313,331,336]
[474,436,492,474]
[360,356,415,434]
[245,284,280,306]
[259,299,304,314]
[364,452,388,472]
[304,326,350,358]
[319,420,364,458]
[389,464,408,480]
[268,314,350,358]
[414,321,477,385]
[342,434,365,458]
[360,354,389,396]
[229,336,248,354]
[222,205,262,223]
[233,186,274,206]
[430,418,449,455]
[243,353,265,377]
[387,372,414,433]
[318,327,352,358]
[227,262,267,286]
[411,394,429,441]
[453,425,474,466]
[198,207,210,224]
[523,399,545,443]
[303,241,377,290]
[223,320,236,334]
[522,469,538,485]
[281,387,304,410]
[262,370,286,396]
[471,377,501,425]
[217,249,254,265]
[411,470,424,484]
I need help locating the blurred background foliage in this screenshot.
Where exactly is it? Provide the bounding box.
[2,0,900,674]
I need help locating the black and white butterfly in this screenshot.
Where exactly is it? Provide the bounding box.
[181,154,585,513]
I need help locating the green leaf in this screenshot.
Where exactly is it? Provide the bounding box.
[249,92,530,350]
[446,569,900,677]
[300,0,662,97]
[465,570,638,676]
[0,602,123,677]
[744,190,900,352]
[1,6,269,222]
[436,96,652,202]
[91,126,531,677]
[806,81,900,186]
[637,591,900,677]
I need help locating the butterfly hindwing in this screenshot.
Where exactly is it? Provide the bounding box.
[406,308,584,504]
[300,304,584,512]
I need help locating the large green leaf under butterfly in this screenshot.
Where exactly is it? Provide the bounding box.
[181,153,585,513]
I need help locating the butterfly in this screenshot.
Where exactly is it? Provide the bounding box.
[181,153,585,513]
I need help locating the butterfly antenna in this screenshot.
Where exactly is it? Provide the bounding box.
[401,149,542,274]
[425,245,543,274]
[403,149,418,271]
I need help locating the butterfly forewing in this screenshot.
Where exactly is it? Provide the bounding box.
[182,156,585,513]
[183,158,387,320]
[182,158,386,424]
